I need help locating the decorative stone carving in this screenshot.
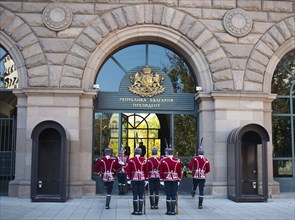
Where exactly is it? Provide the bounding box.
[42,3,73,31]
[129,67,165,98]
[223,8,252,37]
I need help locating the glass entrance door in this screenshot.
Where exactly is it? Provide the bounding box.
[121,113,164,158]
[94,112,168,158]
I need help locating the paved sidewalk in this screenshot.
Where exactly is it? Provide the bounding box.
[0,195,294,220]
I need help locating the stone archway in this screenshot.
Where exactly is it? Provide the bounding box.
[0,7,48,88]
[244,16,295,92]
[83,25,213,92]
[62,4,233,92]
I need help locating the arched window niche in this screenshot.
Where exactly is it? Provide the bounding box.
[95,43,196,93]
[272,50,295,192]
[94,42,198,157]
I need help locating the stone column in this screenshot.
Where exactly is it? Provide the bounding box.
[8,91,30,198]
[195,93,215,196]
[69,91,97,198]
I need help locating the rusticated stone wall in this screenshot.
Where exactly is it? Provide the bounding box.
[0,0,294,198]
[1,1,294,92]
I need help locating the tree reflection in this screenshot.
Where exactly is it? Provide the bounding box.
[272,50,295,160]
[163,53,197,156]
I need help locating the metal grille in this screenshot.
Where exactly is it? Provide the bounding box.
[0,118,16,195]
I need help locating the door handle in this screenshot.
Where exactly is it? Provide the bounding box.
[38,181,42,188]
[252,181,256,189]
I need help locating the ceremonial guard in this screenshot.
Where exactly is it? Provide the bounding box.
[188,146,210,209]
[147,148,161,209]
[94,148,121,209]
[159,148,182,215]
[126,147,148,215]
[116,147,129,195]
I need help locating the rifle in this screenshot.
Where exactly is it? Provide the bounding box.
[176,191,178,214]
[144,182,146,214]
[165,138,168,148]
[198,137,204,153]
[135,132,139,146]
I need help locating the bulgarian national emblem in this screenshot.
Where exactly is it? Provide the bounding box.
[129,67,165,97]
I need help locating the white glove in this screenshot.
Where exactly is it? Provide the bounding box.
[119,161,125,165]
[178,181,180,186]
[127,180,131,185]
[145,181,148,186]
[160,181,164,186]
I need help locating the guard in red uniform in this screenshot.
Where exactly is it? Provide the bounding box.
[126,147,148,215]
[116,147,129,195]
[94,148,121,209]
[147,148,161,209]
[159,147,182,215]
[188,146,210,209]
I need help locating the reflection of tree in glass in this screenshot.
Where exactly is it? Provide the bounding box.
[272,50,295,159]
[272,117,292,157]
[94,113,112,156]
[271,52,294,95]
[162,52,196,93]
[162,52,197,156]
[174,114,196,156]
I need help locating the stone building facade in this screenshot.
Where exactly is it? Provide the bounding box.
[0,0,294,199]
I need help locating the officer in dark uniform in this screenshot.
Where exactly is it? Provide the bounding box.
[94,148,121,209]
[126,147,148,215]
[159,147,182,215]
[147,148,161,209]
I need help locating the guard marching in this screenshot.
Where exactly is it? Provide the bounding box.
[94,148,121,209]
[188,146,210,209]
[159,147,182,215]
[147,148,161,209]
[116,147,129,195]
[126,147,148,215]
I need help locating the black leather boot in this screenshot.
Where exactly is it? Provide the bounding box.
[154,195,159,209]
[132,200,139,215]
[138,200,144,215]
[165,200,171,215]
[170,200,176,215]
[105,195,111,209]
[150,195,155,209]
[198,196,203,209]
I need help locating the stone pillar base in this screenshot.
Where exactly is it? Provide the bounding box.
[268,180,280,197]
[211,182,227,198]
[69,180,96,198]
[8,180,31,198]
[8,179,96,199]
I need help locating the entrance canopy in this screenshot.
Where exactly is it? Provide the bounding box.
[228,123,270,144]
[227,123,269,202]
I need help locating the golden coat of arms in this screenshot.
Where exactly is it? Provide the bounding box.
[129,67,165,97]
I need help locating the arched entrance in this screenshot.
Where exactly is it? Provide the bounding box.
[227,124,269,202]
[93,43,199,194]
[31,121,69,202]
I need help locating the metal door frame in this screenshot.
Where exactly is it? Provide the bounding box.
[0,118,16,195]
[31,120,68,202]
